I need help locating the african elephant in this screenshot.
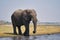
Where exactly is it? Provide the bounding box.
[11,9,37,36]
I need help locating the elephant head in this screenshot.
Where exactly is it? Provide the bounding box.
[24,9,37,33]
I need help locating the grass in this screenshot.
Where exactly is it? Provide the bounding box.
[0,24,60,36]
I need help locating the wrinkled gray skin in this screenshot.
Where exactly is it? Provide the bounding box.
[11,9,37,36]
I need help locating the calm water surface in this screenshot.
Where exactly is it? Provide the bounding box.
[0,34,60,40]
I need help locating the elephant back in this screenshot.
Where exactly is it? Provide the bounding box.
[12,9,24,18]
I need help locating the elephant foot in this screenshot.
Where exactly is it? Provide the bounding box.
[23,33,29,36]
[33,31,36,33]
[19,33,22,35]
[23,32,29,36]
[14,33,17,35]
[18,32,22,35]
[13,32,17,35]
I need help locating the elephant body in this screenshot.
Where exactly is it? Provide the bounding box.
[11,9,37,36]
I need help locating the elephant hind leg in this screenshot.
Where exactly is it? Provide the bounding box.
[18,26,22,35]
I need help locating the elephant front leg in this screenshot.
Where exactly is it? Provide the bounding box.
[13,25,17,35]
[18,26,22,35]
[24,23,29,36]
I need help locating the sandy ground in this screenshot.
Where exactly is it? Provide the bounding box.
[0,25,60,36]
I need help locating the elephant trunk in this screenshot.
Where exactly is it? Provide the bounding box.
[33,17,37,33]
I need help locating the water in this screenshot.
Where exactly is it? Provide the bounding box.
[0,34,60,40]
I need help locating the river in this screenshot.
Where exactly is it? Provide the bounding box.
[0,34,60,40]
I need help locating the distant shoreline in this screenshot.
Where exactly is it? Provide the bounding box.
[0,24,60,26]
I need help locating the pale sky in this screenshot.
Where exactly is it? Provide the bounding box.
[0,0,60,22]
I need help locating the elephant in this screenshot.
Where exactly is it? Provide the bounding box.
[11,9,37,36]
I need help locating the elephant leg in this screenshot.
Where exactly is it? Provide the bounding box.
[18,26,22,35]
[24,23,29,36]
[13,25,17,35]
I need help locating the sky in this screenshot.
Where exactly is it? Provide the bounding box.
[0,0,60,22]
